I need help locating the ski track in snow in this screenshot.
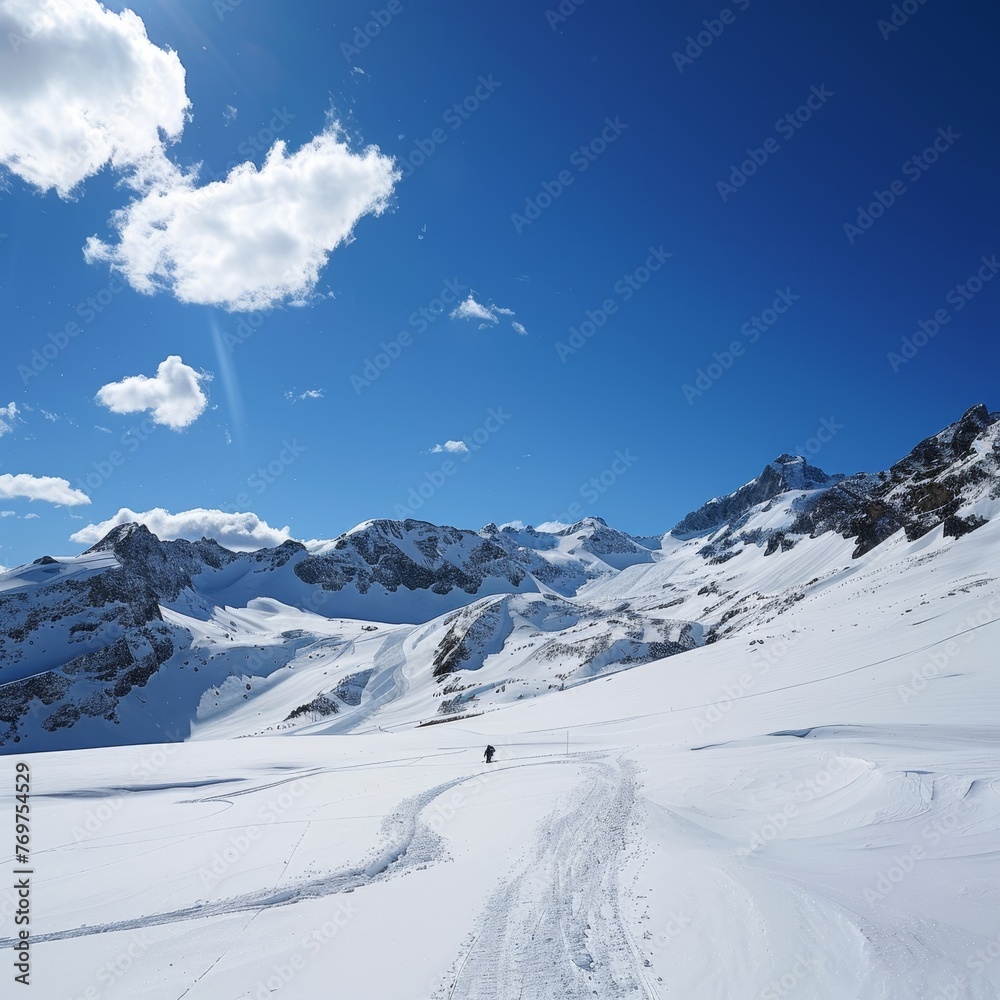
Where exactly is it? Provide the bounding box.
[442,754,659,1000]
[0,772,474,947]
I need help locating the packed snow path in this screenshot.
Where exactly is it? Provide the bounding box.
[445,755,657,1000]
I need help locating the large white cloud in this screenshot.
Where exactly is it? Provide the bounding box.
[70,507,291,551]
[0,0,189,198]
[85,124,399,311]
[0,1,396,312]
[0,474,90,506]
[95,355,208,430]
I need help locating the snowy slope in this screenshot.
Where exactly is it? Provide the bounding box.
[0,512,998,997]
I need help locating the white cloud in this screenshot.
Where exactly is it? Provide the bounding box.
[0,474,90,506]
[69,507,291,551]
[450,293,527,335]
[431,440,469,454]
[286,389,324,403]
[0,0,189,198]
[223,104,238,124]
[96,355,209,430]
[450,294,498,325]
[0,402,18,436]
[23,512,39,520]
[0,510,15,517]
[85,123,399,312]
[0,2,397,313]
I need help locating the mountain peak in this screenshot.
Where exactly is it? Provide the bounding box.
[83,521,156,554]
[672,456,841,537]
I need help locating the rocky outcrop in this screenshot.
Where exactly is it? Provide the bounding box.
[792,404,999,556]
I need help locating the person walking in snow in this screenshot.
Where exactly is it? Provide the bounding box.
[484,744,495,763]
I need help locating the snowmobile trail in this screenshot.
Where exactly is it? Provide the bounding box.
[444,755,657,1000]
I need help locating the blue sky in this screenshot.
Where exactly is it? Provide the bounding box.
[1,0,999,565]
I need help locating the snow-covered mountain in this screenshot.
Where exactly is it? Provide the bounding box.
[1,403,998,751]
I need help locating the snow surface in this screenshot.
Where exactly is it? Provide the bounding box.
[2,511,1000,997]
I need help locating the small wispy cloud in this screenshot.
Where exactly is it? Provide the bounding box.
[0,402,20,436]
[223,104,238,124]
[450,293,527,335]
[431,440,469,454]
[451,294,497,325]
[285,388,324,403]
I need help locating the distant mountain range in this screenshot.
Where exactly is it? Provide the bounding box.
[1,403,997,751]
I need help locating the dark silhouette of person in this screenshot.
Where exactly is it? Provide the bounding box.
[484,744,495,763]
